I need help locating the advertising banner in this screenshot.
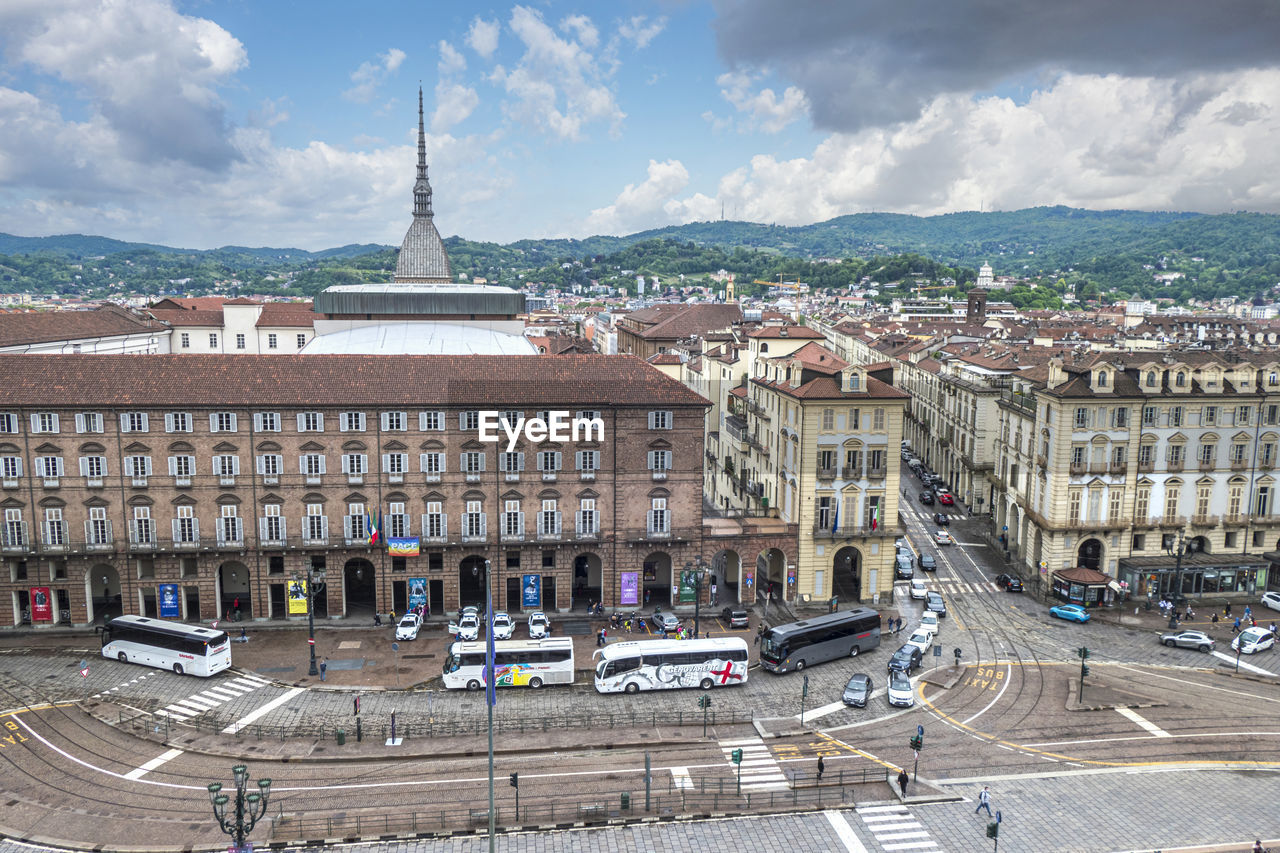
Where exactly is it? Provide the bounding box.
[620,571,639,606]
[522,574,541,609]
[678,571,696,604]
[159,584,180,618]
[388,537,419,556]
[29,587,52,622]
[287,579,309,615]
[408,578,428,611]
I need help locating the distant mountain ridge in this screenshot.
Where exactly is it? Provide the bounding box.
[0,233,389,263]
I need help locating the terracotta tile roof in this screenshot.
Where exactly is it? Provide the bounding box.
[628,304,743,340]
[0,305,163,348]
[745,325,825,340]
[0,354,709,408]
[150,297,230,311]
[647,353,683,365]
[780,341,847,372]
[147,309,225,327]
[224,297,259,305]
[256,303,315,327]
[754,373,908,401]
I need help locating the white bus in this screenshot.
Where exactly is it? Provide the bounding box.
[442,638,575,690]
[593,637,749,694]
[98,615,232,677]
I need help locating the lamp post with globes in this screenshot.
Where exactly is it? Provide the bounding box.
[471,557,496,852]
[291,564,325,677]
[682,556,709,638]
[207,764,271,852]
[1165,530,1194,630]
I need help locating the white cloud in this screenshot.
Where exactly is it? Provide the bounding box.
[466,18,500,59]
[560,15,599,49]
[432,41,478,131]
[488,6,624,141]
[584,159,692,235]
[711,70,809,133]
[343,48,406,104]
[618,15,667,49]
[438,41,466,76]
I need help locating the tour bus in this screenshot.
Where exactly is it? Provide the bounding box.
[98,615,232,677]
[759,607,881,673]
[593,637,749,693]
[442,638,575,690]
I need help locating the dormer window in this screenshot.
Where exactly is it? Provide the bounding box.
[1097,372,1107,387]
[1146,371,1156,388]
[1176,372,1187,387]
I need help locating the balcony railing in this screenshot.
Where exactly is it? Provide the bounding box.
[2,523,29,552]
[1109,462,1127,474]
[1223,513,1249,525]
[1189,514,1219,526]
[866,467,886,480]
[811,523,897,539]
[723,415,748,443]
[1167,460,1184,472]
[1198,459,1217,471]
[816,467,837,481]
[1069,462,1086,474]
[1230,459,1249,470]
[1138,460,1155,472]
[746,399,770,420]
[1087,463,1109,475]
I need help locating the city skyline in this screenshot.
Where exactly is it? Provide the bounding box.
[0,0,1278,251]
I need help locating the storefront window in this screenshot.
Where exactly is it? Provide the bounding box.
[1202,571,1219,594]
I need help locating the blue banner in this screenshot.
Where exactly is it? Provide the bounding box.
[522,574,541,609]
[159,584,180,618]
[408,578,427,611]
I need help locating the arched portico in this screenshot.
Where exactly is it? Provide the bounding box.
[217,560,251,621]
[710,549,742,604]
[1077,538,1103,571]
[643,551,673,606]
[831,545,863,605]
[342,558,376,618]
[87,563,122,625]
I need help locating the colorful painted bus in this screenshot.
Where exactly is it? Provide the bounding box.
[442,638,575,689]
[593,637,749,693]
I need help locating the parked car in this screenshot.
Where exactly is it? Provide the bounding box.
[919,491,935,505]
[933,513,951,526]
[1160,629,1214,652]
[918,554,937,572]
[1233,626,1276,654]
[937,492,955,506]
[905,629,934,655]
[720,607,750,629]
[995,573,1024,592]
[925,591,947,618]
[491,611,514,640]
[1049,603,1091,623]
[919,611,940,635]
[887,670,915,708]
[395,612,421,641]
[887,644,923,674]
[527,611,550,639]
[934,529,953,545]
[651,611,681,634]
[1262,591,1280,613]
[449,610,480,641]
[910,579,929,600]
[842,672,874,708]
[896,554,915,579]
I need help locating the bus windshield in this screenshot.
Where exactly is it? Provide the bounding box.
[759,633,784,662]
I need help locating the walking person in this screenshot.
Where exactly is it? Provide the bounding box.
[319,657,327,682]
[1233,616,1242,634]
[816,756,825,781]
[974,785,992,816]
[897,768,909,798]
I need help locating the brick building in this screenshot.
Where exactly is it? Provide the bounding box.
[0,354,709,628]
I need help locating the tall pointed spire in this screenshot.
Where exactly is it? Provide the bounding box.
[413,85,434,218]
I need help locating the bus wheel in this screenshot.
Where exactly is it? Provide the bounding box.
[467,680,481,691]
[117,652,127,663]
[528,677,543,689]
[700,678,714,690]
[624,682,639,694]
[795,659,806,672]
[172,663,184,675]
[849,646,860,657]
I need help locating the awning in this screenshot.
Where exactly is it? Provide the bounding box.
[1107,580,1123,593]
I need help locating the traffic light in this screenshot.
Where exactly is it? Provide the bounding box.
[698,694,712,709]
[909,734,923,751]
[986,822,999,839]
[731,748,743,764]
[509,772,518,788]
[1078,646,1090,660]
[1081,664,1090,677]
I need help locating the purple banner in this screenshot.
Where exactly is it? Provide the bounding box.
[620,571,639,606]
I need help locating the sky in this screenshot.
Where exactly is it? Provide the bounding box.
[0,0,1278,251]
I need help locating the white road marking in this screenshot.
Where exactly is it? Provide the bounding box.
[670,766,692,789]
[960,660,1013,725]
[220,686,306,734]
[824,810,869,853]
[1116,707,1172,738]
[798,699,848,721]
[123,747,184,780]
[1210,650,1278,676]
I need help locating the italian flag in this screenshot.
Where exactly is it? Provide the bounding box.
[368,512,380,546]
[870,501,880,532]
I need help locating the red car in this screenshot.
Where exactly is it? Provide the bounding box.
[937,492,954,506]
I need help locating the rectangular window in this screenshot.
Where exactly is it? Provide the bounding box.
[1142,406,1158,426]
[219,505,242,543]
[1074,407,1089,429]
[848,408,860,429]
[268,333,278,349]
[1109,488,1123,520]
[31,413,59,433]
[1196,485,1212,517]
[1135,487,1150,519]
[256,454,281,479]
[388,502,407,538]
[89,508,113,545]
[648,497,669,534]
[214,454,240,481]
[425,502,445,539]
[1164,487,1180,519]
[1229,484,1244,516]
[301,453,326,479]
[1203,406,1218,426]
[381,411,406,431]
[539,499,560,537]
[1113,407,1128,428]
[165,412,192,433]
[872,408,885,431]
[1231,443,1247,464]
[74,412,104,433]
[345,503,367,541]
[1199,444,1215,465]
[382,453,407,477]
[1112,446,1126,465]
[1132,533,1145,551]
[1168,445,1183,466]
[297,333,307,349]
[209,333,218,349]
[1,456,21,480]
[305,504,327,542]
[235,333,246,350]
[341,453,367,476]
[262,504,284,542]
[1068,489,1081,522]
[503,500,523,537]
[461,411,480,431]
[500,451,523,473]
[79,455,106,482]
[1071,446,1085,466]
[166,455,190,482]
[420,411,444,431]
[180,333,190,349]
[298,411,323,432]
[577,410,599,423]
[577,498,598,536]
[648,410,673,430]
[538,450,562,473]
[340,411,366,432]
[1138,445,1153,466]
[464,500,485,538]
[0,413,15,434]
[463,451,485,474]
[174,505,197,543]
[1238,405,1251,426]
[210,411,238,432]
[254,412,281,432]
[420,452,444,475]
[44,508,65,547]
[647,450,671,476]
[1256,485,1271,516]
[821,408,834,431]
[1170,406,1183,427]
[577,450,599,472]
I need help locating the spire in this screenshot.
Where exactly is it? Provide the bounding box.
[413,85,433,218]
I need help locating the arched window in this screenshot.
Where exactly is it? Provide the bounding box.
[1176,372,1186,387]
[1097,372,1107,387]
[1146,371,1156,387]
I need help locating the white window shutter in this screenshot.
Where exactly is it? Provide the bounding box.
[143,457,151,476]
[419,453,429,472]
[480,513,487,536]
[554,452,561,470]
[232,456,240,475]
[460,453,467,471]
[228,413,237,432]
[165,413,175,432]
[380,413,390,431]
[343,516,352,539]
[318,456,327,475]
[647,451,655,469]
[253,413,263,432]
[55,457,64,476]
[75,414,86,433]
[341,455,350,474]
[49,414,59,432]
[256,455,266,474]
[140,413,149,431]
[78,457,89,476]
[382,453,390,472]
[647,411,656,429]
[296,413,307,431]
[419,412,428,431]
[209,413,219,432]
[168,456,178,476]
[298,455,307,473]
[359,454,368,473]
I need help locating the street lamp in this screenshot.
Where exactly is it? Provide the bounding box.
[472,558,495,852]
[1164,530,1194,629]
[207,764,271,852]
[682,556,709,638]
[292,565,324,676]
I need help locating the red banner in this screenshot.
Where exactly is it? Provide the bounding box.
[30,587,52,622]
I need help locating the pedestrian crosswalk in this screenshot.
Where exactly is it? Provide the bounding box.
[719,735,788,792]
[155,673,271,721]
[856,803,943,852]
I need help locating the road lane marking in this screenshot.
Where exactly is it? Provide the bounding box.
[123,747,184,780]
[670,766,692,789]
[221,686,306,734]
[1116,707,1171,738]
[797,699,847,721]
[824,810,870,853]
[1210,650,1277,676]
[960,661,1013,725]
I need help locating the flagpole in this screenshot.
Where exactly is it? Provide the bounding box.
[485,557,495,851]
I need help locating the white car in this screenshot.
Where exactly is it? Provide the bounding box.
[449,611,480,641]
[528,611,550,639]
[910,579,928,600]
[919,611,940,636]
[1232,626,1276,654]
[394,612,421,641]
[934,530,953,545]
[1261,591,1280,613]
[887,671,915,708]
[491,611,514,640]
[905,629,933,655]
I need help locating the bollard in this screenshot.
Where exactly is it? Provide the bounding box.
[620,792,630,811]
[336,729,346,745]
[356,718,362,742]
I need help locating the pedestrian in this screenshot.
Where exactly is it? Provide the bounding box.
[596,628,604,647]
[897,768,909,797]
[1233,617,1242,634]
[1225,602,1232,617]
[755,625,764,645]
[373,612,382,627]
[974,786,992,816]
[1185,605,1194,621]
[1245,605,1253,622]
[602,627,608,644]
[816,756,825,781]
[319,657,327,682]
[1212,612,1219,624]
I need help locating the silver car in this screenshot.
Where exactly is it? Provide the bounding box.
[1159,629,1214,652]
